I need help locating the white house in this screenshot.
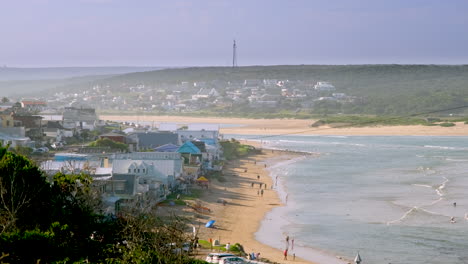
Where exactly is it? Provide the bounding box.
[314,82,335,91]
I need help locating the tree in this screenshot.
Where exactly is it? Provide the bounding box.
[1,97,9,103]
[0,148,51,233]
[89,138,129,152]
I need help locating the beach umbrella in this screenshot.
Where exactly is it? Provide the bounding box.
[196,176,209,182]
[354,252,362,264]
[205,220,216,228]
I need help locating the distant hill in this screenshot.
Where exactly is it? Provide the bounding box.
[93,64,468,115]
[4,65,468,116]
[0,75,115,97]
[0,66,163,81]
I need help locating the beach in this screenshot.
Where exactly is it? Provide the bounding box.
[191,145,320,264]
[102,115,468,263]
[101,115,468,136]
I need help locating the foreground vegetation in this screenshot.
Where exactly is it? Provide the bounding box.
[219,139,258,160]
[0,147,203,263]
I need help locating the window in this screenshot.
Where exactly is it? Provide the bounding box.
[128,169,131,173]
[142,169,146,173]
[137,169,140,173]
[134,169,136,173]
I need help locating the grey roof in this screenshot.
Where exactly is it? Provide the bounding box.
[133,132,179,149]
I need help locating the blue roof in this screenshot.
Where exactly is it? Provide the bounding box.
[177,141,201,154]
[154,143,179,152]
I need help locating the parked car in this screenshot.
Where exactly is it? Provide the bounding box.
[206,253,236,263]
[32,147,49,154]
[167,242,192,255]
[219,256,248,264]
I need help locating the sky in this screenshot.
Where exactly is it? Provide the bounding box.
[1,0,468,67]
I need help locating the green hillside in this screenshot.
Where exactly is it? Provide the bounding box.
[93,65,468,115]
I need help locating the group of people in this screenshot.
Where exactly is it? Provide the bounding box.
[247,251,261,260]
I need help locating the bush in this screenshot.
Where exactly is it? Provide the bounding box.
[439,122,456,127]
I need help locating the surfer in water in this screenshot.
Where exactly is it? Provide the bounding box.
[450,216,456,223]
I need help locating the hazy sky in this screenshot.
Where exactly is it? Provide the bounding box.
[1,0,468,67]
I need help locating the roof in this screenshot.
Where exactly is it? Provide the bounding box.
[45,121,64,129]
[100,132,126,137]
[177,141,201,154]
[154,143,179,152]
[134,132,179,149]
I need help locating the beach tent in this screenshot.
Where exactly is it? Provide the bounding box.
[205,220,215,228]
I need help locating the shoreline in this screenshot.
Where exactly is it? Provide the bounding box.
[193,144,318,263]
[247,141,349,264]
[101,115,468,136]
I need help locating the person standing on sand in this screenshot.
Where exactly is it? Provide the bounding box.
[284,249,288,260]
[261,189,264,197]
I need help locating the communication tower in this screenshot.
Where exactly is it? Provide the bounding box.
[232,39,237,67]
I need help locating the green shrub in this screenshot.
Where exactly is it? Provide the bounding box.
[439,122,456,127]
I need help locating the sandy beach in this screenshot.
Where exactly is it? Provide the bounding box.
[194,146,317,264]
[101,115,468,136]
[157,143,321,263]
[102,115,467,263]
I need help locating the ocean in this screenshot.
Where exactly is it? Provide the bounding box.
[230,135,468,264]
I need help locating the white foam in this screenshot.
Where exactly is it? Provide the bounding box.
[412,184,432,188]
[424,145,468,151]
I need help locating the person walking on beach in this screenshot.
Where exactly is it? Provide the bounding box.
[283,249,288,260]
[261,189,264,197]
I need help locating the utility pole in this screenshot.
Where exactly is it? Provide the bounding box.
[232,39,237,68]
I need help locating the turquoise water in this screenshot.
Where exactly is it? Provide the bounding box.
[231,135,468,264]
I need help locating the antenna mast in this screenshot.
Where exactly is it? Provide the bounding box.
[232,39,237,68]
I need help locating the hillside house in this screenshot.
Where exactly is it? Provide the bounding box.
[62,106,99,131]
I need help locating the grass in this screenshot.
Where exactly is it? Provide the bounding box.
[220,139,256,160]
[161,189,204,206]
[312,115,430,127]
[198,240,244,254]
[439,122,456,127]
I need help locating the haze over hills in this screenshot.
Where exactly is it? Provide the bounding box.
[0,66,163,81]
[4,64,468,116]
[61,64,468,116]
[0,66,165,97]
